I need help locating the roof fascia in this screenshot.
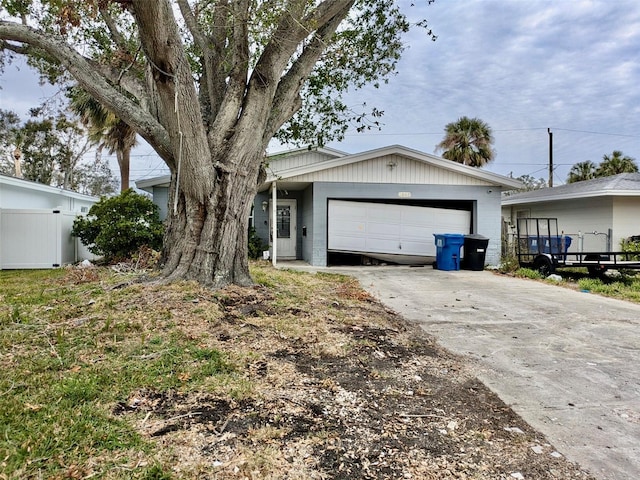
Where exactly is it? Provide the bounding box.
[502,190,640,205]
[267,146,348,160]
[135,175,171,191]
[0,174,98,202]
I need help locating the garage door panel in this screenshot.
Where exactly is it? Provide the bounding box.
[365,237,401,252]
[402,209,434,223]
[399,240,435,256]
[367,221,401,236]
[400,224,432,238]
[329,235,368,251]
[368,206,401,222]
[328,200,470,259]
[433,210,469,229]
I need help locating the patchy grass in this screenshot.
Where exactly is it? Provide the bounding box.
[577,275,640,302]
[0,268,235,479]
[0,263,594,479]
[501,266,640,304]
[554,269,640,303]
[513,267,543,280]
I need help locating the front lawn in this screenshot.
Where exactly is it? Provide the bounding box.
[0,263,594,479]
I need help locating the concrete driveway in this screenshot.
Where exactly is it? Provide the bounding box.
[291,265,640,480]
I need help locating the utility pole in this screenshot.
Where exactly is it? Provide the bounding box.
[548,128,553,187]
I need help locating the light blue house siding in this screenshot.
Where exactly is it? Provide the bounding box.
[301,185,314,262]
[152,185,169,221]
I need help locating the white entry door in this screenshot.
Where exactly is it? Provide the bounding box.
[271,199,297,259]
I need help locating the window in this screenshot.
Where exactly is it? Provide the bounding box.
[276,205,291,238]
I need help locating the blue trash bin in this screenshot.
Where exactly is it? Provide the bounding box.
[563,236,572,251]
[434,233,465,271]
[528,235,571,254]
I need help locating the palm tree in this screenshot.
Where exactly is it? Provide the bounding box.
[436,116,495,167]
[595,150,638,177]
[566,160,597,183]
[69,88,137,192]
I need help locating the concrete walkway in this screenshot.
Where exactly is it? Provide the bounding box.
[281,263,640,480]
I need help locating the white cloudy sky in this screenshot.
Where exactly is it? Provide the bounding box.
[1,0,639,186]
[336,0,640,183]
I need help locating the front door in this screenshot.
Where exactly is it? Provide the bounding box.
[271,199,297,259]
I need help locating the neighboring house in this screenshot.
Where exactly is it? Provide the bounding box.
[138,145,521,267]
[0,174,97,269]
[502,173,640,252]
[136,174,171,221]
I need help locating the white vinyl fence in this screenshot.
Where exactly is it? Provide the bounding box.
[0,208,93,269]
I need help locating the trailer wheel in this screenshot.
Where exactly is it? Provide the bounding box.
[587,266,606,277]
[585,255,608,277]
[534,256,554,277]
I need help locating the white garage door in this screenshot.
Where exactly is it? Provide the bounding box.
[328,200,470,260]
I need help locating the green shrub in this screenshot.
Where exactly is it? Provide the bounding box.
[248,226,267,260]
[621,238,640,261]
[72,189,164,261]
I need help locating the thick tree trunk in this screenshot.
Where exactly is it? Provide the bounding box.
[0,0,394,289]
[161,143,263,288]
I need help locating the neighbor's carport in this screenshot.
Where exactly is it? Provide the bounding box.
[326,266,640,480]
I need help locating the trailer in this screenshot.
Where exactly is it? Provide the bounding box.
[516,218,640,276]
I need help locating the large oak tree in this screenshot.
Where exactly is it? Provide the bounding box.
[0,0,434,287]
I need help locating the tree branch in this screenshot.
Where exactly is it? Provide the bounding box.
[98,5,129,53]
[301,0,353,30]
[207,0,250,149]
[176,0,207,52]
[176,0,223,128]
[245,0,352,118]
[264,1,354,141]
[0,21,172,163]
[130,0,213,200]
[250,0,311,87]
[86,59,150,108]
[1,39,29,54]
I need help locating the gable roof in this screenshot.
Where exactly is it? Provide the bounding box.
[135,145,523,191]
[264,144,523,189]
[502,172,640,205]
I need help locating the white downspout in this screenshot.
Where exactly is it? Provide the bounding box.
[271,181,277,267]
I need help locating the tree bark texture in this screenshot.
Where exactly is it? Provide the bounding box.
[0,0,354,288]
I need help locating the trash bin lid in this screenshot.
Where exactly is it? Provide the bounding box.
[464,234,488,240]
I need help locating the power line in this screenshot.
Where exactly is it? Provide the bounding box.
[549,127,640,139]
[343,126,639,138]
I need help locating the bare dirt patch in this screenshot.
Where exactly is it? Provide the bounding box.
[106,267,595,479]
